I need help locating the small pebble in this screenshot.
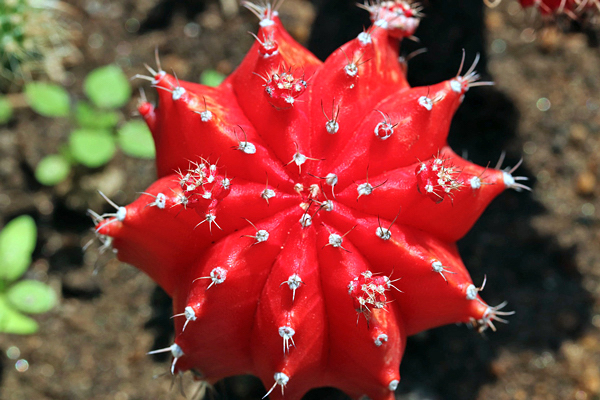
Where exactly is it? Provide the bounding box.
[201,11,223,30]
[583,366,600,394]
[216,60,233,75]
[576,171,596,196]
[486,11,504,32]
[489,358,508,377]
[570,123,588,143]
[539,27,561,53]
[514,389,528,400]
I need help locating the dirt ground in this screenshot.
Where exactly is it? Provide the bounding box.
[1,0,599,399]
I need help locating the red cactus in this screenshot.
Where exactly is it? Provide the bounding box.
[92,1,525,399]
[519,0,587,15]
[492,0,599,17]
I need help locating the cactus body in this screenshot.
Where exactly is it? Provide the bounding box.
[95,2,519,399]
[517,0,598,16]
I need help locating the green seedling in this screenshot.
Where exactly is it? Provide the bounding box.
[69,128,116,168]
[0,96,13,124]
[200,69,226,87]
[84,64,132,109]
[0,215,56,335]
[25,82,70,117]
[34,154,71,186]
[117,120,155,159]
[29,64,155,186]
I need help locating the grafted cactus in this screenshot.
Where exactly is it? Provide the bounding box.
[92,2,524,399]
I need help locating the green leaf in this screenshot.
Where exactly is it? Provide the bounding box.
[35,154,71,186]
[6,280,57,314]
[84,65,131,109]
[0,215,37,282]
[200,70,225,87]
[117,120,155,159]
[75,101,120,129]
[0,296,38,335]
[0,96,13,124]
[24,82,70,117]
[69,129,116,168]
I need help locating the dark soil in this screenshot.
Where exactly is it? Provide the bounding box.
[1,1,599,400]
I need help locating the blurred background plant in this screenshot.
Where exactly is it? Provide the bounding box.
[199,68,225,87]
[29,64,155,187]
[0,215,57,335]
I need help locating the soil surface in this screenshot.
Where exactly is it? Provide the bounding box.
[1,1,599,400]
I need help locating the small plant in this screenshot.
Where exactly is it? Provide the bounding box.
[0,215,56,335]
[200,69,226,87]
[0,96,12,124]
[28,64,156,186]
